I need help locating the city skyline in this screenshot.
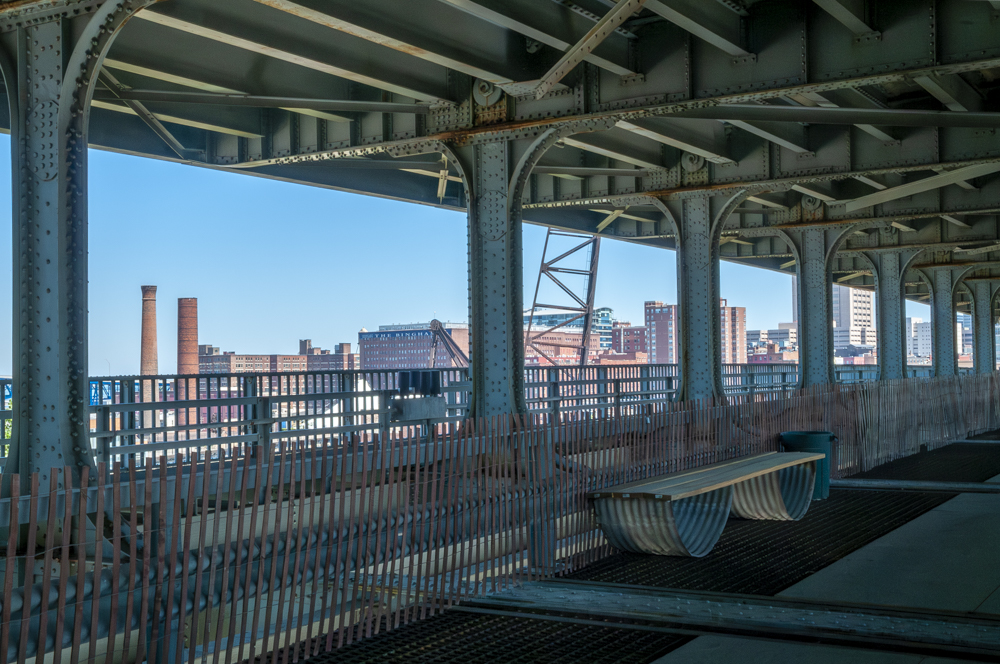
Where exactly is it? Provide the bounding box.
[0,136,930,375]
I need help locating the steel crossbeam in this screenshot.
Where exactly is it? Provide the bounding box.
[462,580,1000,660]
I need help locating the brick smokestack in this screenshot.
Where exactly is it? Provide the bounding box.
[140,285,158,375]
[177,298,199,375]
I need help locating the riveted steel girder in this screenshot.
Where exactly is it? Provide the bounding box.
[4,1,162,485]
[786,227,849,386]
[671,192,746,400]
[867,248,921,380]
[972,279,999,374]
[922,267,961,377]
[463,140,527,417]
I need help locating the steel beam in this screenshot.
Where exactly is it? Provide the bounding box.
[102,58,353,122]
[912,73,983,113]
[844,162,1000,212]
[675,104,1000,128]
[91,89,430,114]
[812,0,877,37]
[971,279,999,374]
[435,0,634,75]
[560,135,664,170]
[465,580,1000,660]
[133,8,448,102]
[464,141,526,417]
[616,118,734,164]
[535,0,647,99]
[249,0,526,86]
[644,0,749,57]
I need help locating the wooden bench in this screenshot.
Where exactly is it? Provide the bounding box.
[589,452,824,557]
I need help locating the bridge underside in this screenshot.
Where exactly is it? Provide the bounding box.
[3,0,1000,474]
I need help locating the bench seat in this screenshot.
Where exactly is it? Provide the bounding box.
[589,452,824,557]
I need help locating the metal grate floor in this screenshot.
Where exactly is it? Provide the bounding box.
[563,489,953,595]
[850,442,1000,482]
[261,613,689,664]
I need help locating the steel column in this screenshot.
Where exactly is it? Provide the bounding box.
[869,250,918,380]
[928,269,958,377]
[791,228,835,386]
[972,280,998,374]
[675,197,723,401]
[7,21,91,486]
[466,140,526,417]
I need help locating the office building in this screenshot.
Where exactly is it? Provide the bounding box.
[524,306,614,350]
[359,322,469,369]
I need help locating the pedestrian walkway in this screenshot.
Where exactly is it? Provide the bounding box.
[653,468,1000,663]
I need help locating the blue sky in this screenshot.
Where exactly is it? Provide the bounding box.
[0,135,930,375]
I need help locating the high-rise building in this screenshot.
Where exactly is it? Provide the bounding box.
[915,321,933,357]
[956,313,973,354]
[644,300,746,364]
[905,317,923,357]
[358,322,470,369]
[832,284,876,329]
[720,299,747,364]
[611,322,648,354]
[831,284,876,350]
[644,301,679,364]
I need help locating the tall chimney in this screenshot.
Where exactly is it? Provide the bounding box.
[140,285,158,375]
[177,298,199,375]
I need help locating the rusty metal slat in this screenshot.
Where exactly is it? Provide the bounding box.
[226,448,253,664]
[135,459,154,664]
[0,474,18,664]
[121,461,140,661]
[35,473,58,664]
[174,455,198,664]
[53,467,73,664]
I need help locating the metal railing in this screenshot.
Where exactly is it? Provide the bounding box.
[85,369,469,466]
[0,363,968,466]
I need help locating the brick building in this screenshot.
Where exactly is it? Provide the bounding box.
[611,321,648,355]
[198,340,358,373]
[358,323,470,369]
[645,299,746,365]
[720,299,747,364]
[644,301,679,364]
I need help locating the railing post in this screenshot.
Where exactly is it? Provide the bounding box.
[548,368,560,419]
[256,395,272,453]
[614,379,622,419]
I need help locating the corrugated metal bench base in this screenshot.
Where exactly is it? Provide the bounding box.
[589,452,822,557]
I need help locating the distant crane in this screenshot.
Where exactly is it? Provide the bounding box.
[428,319,469,368]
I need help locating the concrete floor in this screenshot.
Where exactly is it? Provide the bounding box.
[652,472,1000,664]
